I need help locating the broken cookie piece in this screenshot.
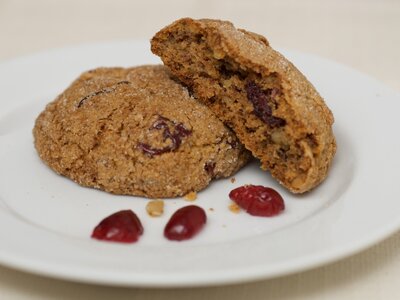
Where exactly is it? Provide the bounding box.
[151,18,336,193]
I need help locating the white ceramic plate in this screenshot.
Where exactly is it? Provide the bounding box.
[0,41,399,287]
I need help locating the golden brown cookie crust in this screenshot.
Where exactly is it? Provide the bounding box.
[151,18,336,193]
[33,65,249,198]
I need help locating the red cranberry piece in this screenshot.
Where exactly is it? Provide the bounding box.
[91,210,143,243]
[138,115,192,157]
[164,205,207,241]
[204,161,216,176]
[229,185,285,217]
[137,142,171,156]
[245,81,286,128]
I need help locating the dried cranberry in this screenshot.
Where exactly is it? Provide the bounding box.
[91,210,143,243]
[174,123,192,137]
[245,81,286,128]
[152,116,169,130]
[137,142,171,156]
[138,116,192,157]
[229,185,285,217]
[227,139,238,149]
[204,161,216,176]
[164,205,207,241]
[163,121,191,150]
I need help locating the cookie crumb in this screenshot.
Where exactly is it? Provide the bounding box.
[146,199,164,217]
[229,202,241,214]
[208,208,214,212]
[184,191,197,201]
[230,177,236,183]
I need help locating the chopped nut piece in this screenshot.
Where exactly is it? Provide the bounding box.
[229,202,241,214]
[146,200,164,217]
[230,177,236,183]
[184,191,197,201]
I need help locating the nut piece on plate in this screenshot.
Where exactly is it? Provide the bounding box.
[228,202,241,214]
[184,191,197,201]
[146,200,165,217]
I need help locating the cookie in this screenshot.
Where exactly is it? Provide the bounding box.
[33,65,249,198]
[151,18,336,193]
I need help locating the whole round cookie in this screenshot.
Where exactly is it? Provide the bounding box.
[151,18,336,193]
[33,65,249,198]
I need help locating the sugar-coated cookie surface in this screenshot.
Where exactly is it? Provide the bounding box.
[33,65,249,198]
[151,18,336,193]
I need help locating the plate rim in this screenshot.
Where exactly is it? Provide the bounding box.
[0,40,400,287]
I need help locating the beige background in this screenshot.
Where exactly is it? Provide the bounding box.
[1,0,400,298]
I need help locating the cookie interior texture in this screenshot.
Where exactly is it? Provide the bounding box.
[151,18,337,193]
[33,65,249,198]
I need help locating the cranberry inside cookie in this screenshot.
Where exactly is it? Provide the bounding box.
[33,65,249,198]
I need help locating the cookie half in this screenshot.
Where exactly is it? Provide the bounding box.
[33,65,249,198]
[151,18,336,193]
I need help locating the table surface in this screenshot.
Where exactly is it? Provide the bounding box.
[1,0,400,299]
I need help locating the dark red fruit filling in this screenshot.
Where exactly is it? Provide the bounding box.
[164,205,207,241]
[204,161,216,176]
[229,185,285,217]
[137,143,170,156]
[138,115,192,157]
[245,81,286,128]
[91,210,143,243]
[227,138,238,149]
